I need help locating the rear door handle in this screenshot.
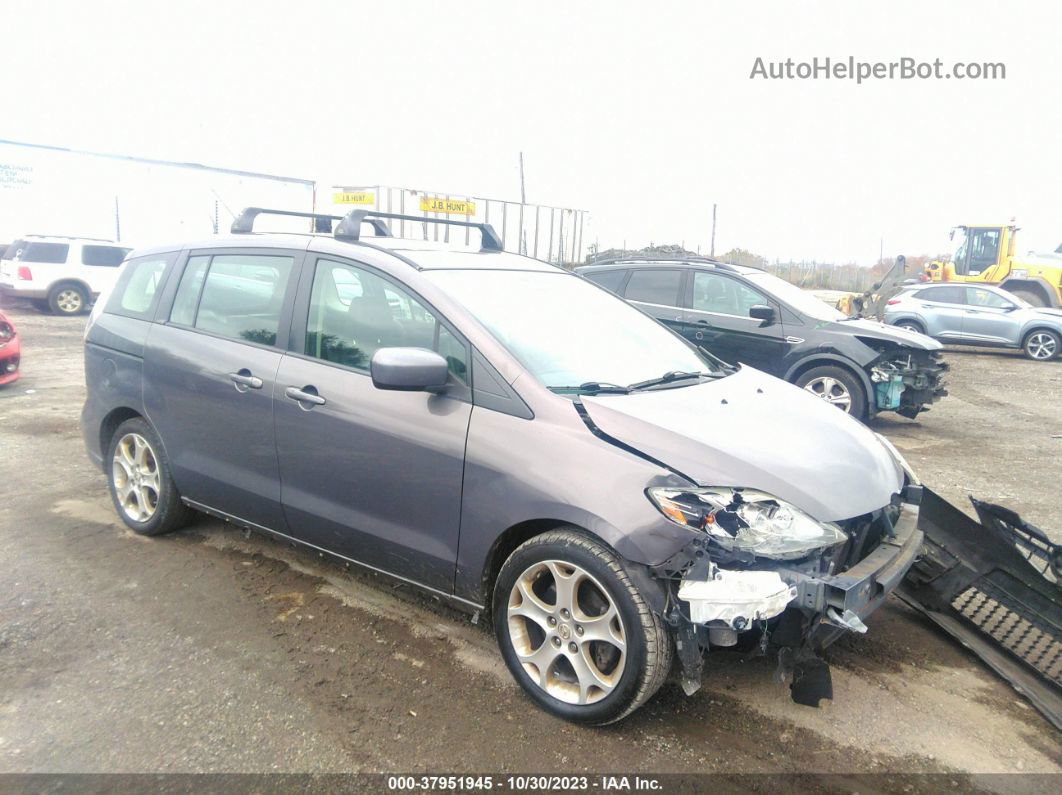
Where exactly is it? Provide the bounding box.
[696,319,711,326]
[285,386,326,407]
[229,370,263,391]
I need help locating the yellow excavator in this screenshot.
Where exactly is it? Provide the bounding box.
[924,223,1062,307]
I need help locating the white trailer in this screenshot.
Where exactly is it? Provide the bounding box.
[329,185,589,266]
[0,139,316,249]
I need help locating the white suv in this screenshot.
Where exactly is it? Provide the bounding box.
[0,236,133,315]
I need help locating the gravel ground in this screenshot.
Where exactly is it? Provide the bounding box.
[0,301,1059,785]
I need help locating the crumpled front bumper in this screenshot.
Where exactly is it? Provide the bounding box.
[769,496,923,648]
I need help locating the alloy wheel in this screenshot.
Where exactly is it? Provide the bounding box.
[56,289,83,313]
[803,376,852,411]
[1027,333,1057,360]
[507,560,626,705]
[112,433,161,522]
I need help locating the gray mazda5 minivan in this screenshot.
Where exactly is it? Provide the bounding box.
[82,208,923,724]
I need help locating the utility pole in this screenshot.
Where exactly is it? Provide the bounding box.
[519,152,526,204]
[710,203,717,257]
[114,196,121,242]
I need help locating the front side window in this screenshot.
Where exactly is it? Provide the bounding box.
[966,288,1013,309]
[104,254,174,319]
[624,269,683,307]
[692,271,769,316]
[82,245,131,267]
[171,253,294,346]
[426,269,718,391]
[305,259,467,383]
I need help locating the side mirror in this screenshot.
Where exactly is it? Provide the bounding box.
[1003,304,1018,312]
[370,347,450,393]
[748,304,776,325]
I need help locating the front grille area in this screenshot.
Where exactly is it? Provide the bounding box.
[952,577,1062,685]
[830,504,897,573]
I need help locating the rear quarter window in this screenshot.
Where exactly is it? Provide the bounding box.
[104,253,177,320]
[19,242,69,264]
[82,245,132,266]
[583,269,627,293]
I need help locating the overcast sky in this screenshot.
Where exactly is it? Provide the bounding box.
[2,0,1059,263]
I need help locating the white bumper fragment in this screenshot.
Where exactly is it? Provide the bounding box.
[678,568,797,628]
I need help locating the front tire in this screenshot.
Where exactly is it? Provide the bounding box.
[493,529,672,725]
[1009,289,1047,308]
[48,283,88,315]
[1023,329,1060,361]
[106,417,193,535]
[795,365,868,420]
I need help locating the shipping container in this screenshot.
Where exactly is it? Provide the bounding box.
[0,139,316,249]
[329,185,590,267]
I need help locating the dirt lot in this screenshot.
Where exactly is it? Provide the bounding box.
[0,302,1059,785]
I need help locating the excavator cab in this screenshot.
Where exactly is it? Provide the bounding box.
[946,225,1006,277]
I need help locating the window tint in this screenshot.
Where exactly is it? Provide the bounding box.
[966,288,1013,309]
[584,269,627,294]
[82,245,131,267]
[104,254,174,319]
[624,269,682,306]
[20,242,69,264]
[305,258,467,383]
[169,256,211,326]
[916,286,966,304]
[192,254,294,346]
[693,271,769,316]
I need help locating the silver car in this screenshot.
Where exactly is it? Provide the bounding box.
[885,283,1062,361]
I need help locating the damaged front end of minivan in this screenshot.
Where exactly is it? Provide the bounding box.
[646,481,924,706]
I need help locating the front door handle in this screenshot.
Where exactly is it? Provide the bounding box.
[285,386,326,408]
[229,370,263,392]
[696,319,711,326]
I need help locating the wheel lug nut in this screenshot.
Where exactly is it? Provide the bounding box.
[552,637,562,648]
[547,616,557,627]
[560,609,570,619]
[568,642,578,653]
[575,626,583,636]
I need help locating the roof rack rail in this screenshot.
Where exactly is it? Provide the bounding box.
[231,207,391,236]
[585,255,738,272]
[334,209,503,252]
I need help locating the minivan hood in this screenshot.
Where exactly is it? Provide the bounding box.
[581,367,903,522]
[825,317,943,349]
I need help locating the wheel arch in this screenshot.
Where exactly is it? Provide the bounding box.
[785,354,873,396]
[890,315,927,334]
[1000,277,1059,308]
[479,519,670,621]
[99,406,144,460]
[1021,325,1062,348]
[46,277,93,299]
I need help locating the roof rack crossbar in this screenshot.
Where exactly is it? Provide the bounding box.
[230,207,392,237]
[335,209,503,252]
[585,255,738,272]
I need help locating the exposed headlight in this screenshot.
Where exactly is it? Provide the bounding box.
[874,433,919,485]
[646,487,847,560]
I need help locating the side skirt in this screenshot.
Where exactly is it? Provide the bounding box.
[182,497,485,616]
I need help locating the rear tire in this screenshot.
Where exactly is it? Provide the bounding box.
[1023,329,1060,361]
[896,320,925,335]
[106,417,193,535]
[48,283,88,315]
[795,365,868,420]
[1008,289,1047,308]
[493,529,672,725]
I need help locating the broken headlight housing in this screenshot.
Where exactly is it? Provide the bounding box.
[647,487,847,560]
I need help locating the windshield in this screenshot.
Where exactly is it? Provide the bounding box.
[745,272,846,322]
[426,269,720,391]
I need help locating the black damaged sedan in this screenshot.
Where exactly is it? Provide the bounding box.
[576,257,948,422]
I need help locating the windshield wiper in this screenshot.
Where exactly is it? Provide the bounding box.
[626,370,713,390]
[549,381,632,395]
